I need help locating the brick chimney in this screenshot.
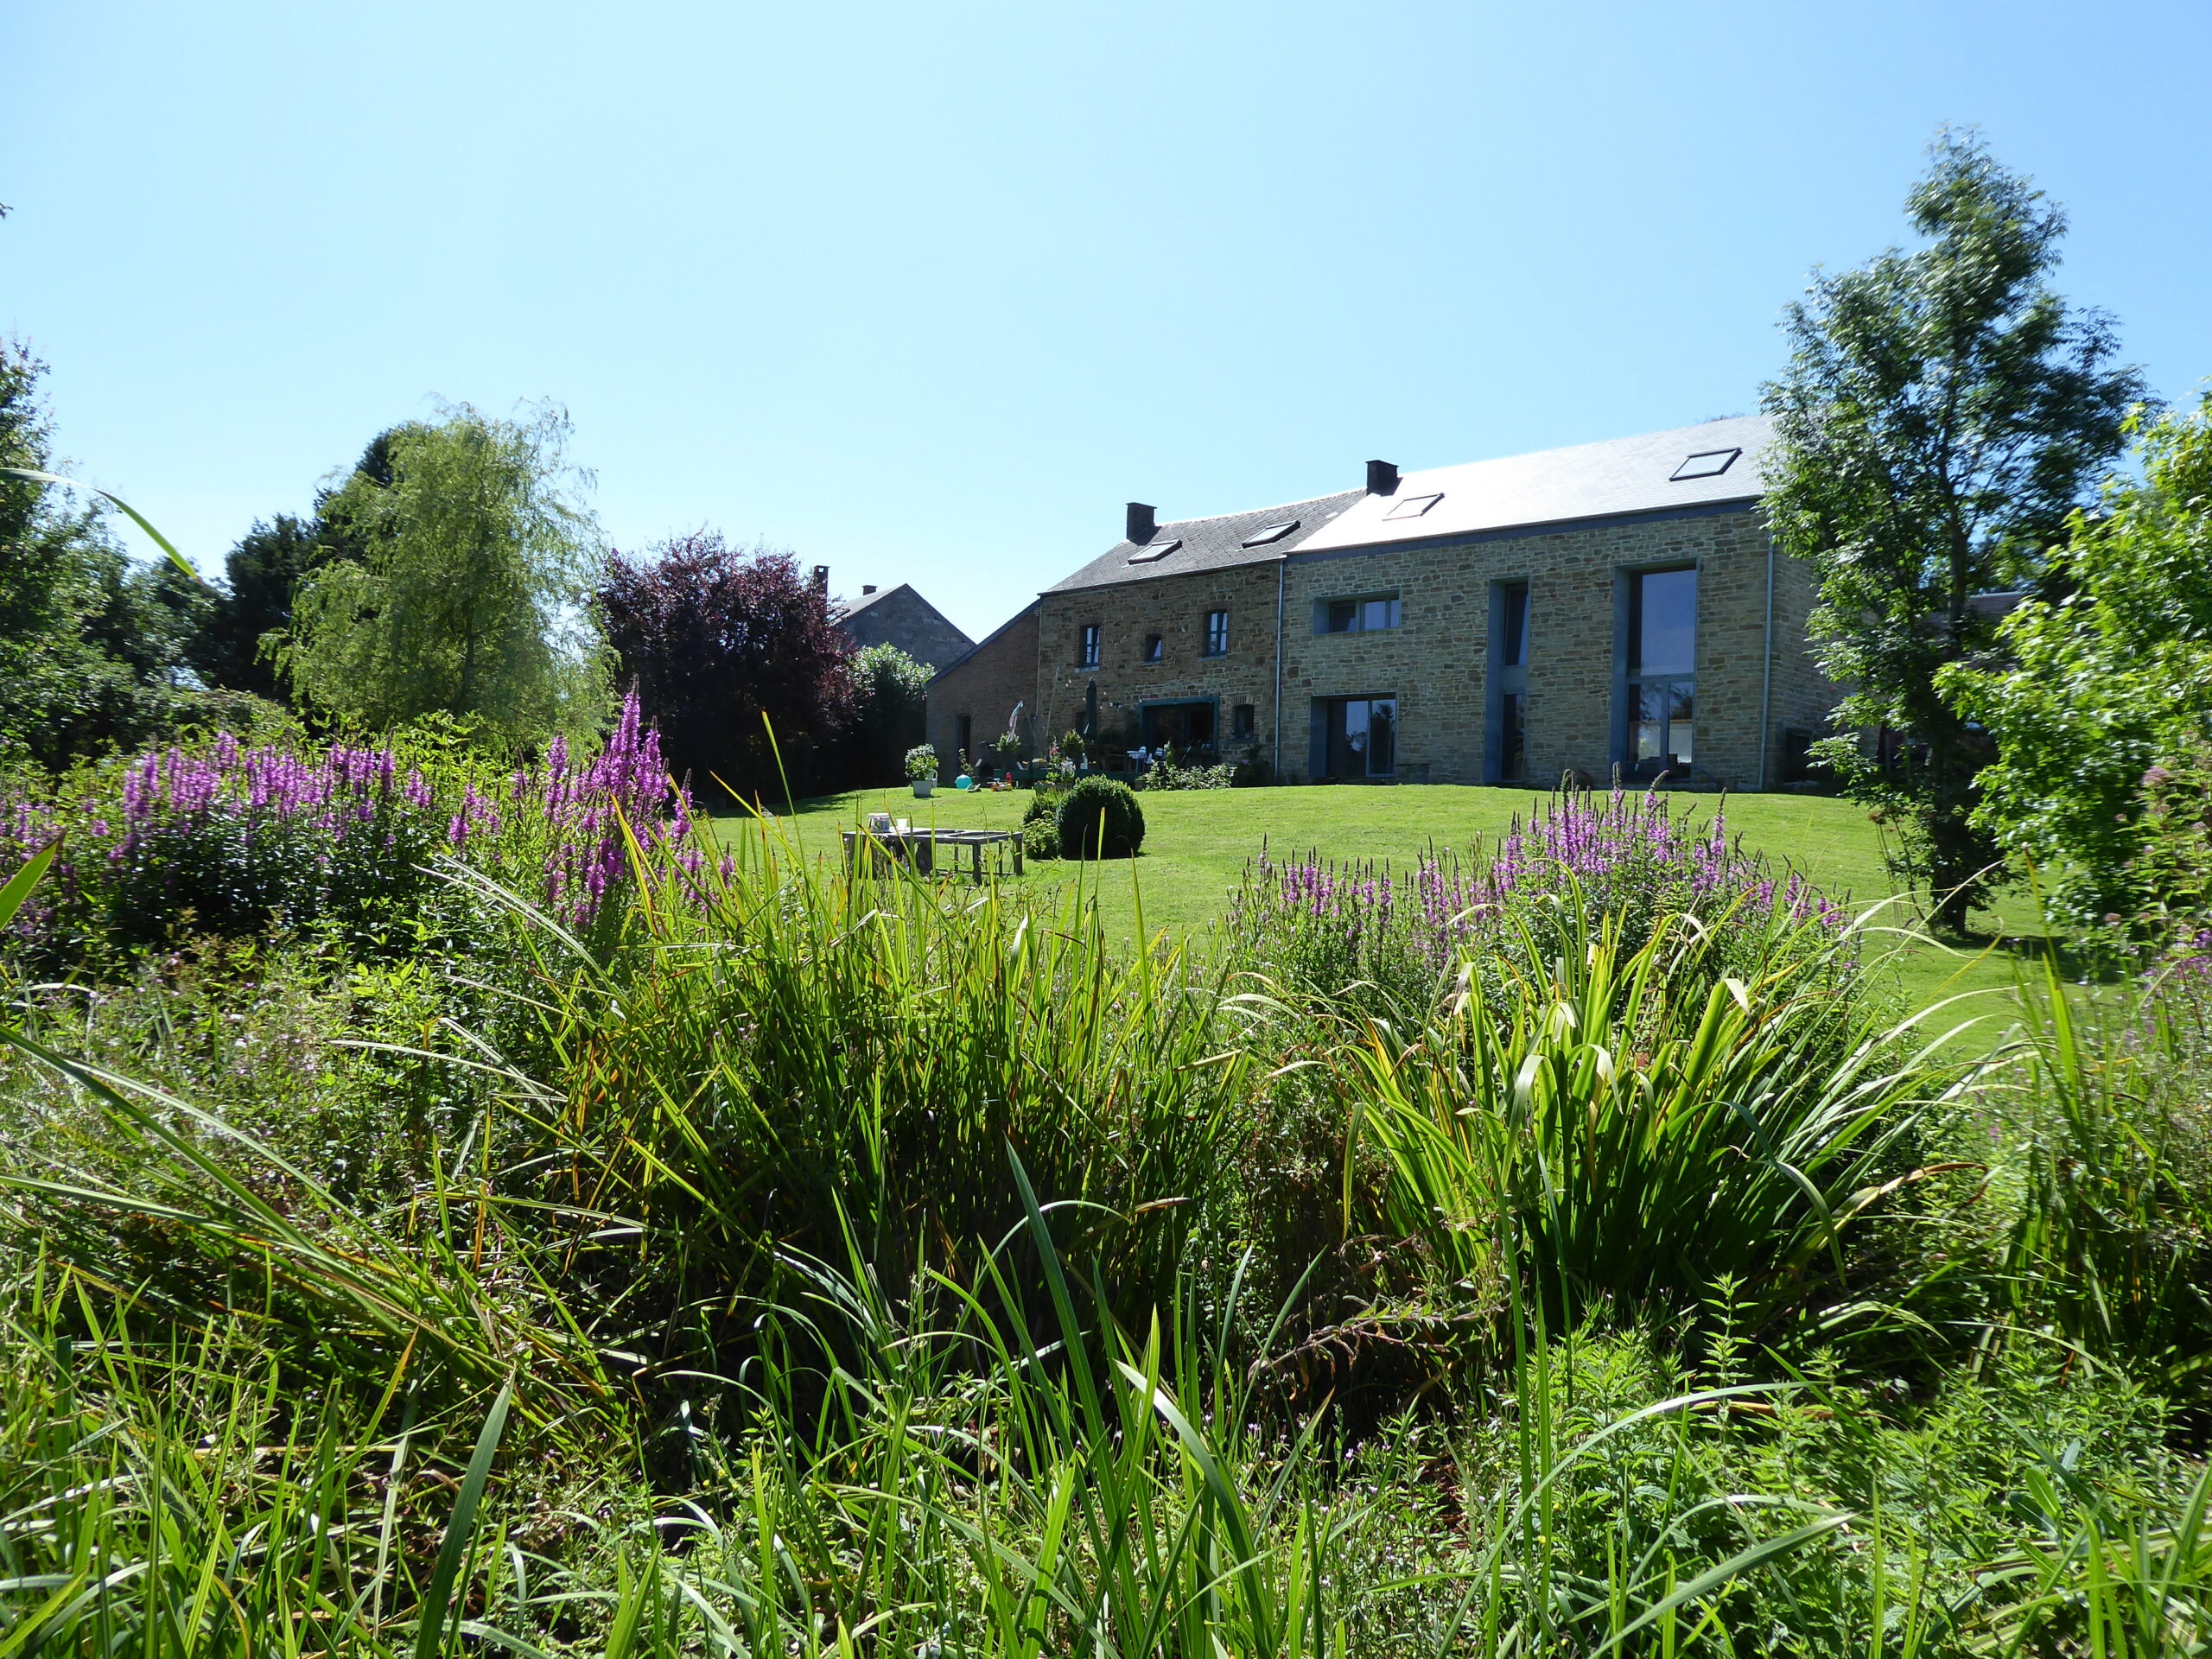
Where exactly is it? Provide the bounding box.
[1126,502,1156,543]
[810,564,829,594]
[1366,460,1399,495]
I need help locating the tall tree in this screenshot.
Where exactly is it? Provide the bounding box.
[596,534,855,803]
[1761,130,2146,930]
[286,404,608,743]
[1941,395,2212,929]
[188,430,404,703]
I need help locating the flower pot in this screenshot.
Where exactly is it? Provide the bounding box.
[911,779,934,798]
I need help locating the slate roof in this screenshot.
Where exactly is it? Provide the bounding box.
[1046,489,1369,595]
[1294,416,1774,556]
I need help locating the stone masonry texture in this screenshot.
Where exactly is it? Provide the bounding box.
[1035,563,1284,772]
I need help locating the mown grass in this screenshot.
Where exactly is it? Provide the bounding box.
[760,784,2035,1023]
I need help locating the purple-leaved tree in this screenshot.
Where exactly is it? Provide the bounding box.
[596,534,856,804]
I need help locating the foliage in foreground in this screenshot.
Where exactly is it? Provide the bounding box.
[0,777,2208,1652]
[1943,392,2212,933]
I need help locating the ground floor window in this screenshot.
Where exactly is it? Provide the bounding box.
[1231,702,1255,739]
[955,714,972,764]
[1141,699,1216,758]
[1320,696,1396,779]
[1632,682,1694,773]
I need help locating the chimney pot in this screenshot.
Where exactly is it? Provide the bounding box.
[861,583,878,595]
[1366,460,1399,495]
[1126,501,1156,543]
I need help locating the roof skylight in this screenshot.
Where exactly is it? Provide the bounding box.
[1241,519,1300,548]
[1671,448,1741,481]
[1382,492,1443,521]
[1126,538,1181,564]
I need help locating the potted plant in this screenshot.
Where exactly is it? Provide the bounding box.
[905,743,939,798]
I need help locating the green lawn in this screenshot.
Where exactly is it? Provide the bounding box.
[727,784,2037,1031]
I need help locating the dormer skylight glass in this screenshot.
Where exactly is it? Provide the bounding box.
[1241,519,1300,548]
[1126,538,1181,564]
[1670,448,1741,481]
[1382,492,1443,521]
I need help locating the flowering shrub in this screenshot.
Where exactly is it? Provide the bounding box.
[1230,787,1853,1020]
[0,692,701,963]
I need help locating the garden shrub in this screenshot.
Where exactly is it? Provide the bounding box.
[0,690,700,967]
[1055,775,1145,860]
[1230,785,1854,1024]
[1021,815,1058,861]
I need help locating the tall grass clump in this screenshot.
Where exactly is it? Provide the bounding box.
[2001,935,2212,1405]
[1339,905,1971,1335]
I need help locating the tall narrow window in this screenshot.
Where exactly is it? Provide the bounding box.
[1491,581,1530,783]
[1203,609,1229,657]
[1079,623,1100,669]
[1626,567,1696,779]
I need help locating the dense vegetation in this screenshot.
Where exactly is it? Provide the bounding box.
[3,719,2208,1654]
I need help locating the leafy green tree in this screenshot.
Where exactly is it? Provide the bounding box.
[842,642,931,786]
[1761,131,2145,931]
[188,432,403,704]
[1941,395,2212,928]
[0,340,197,767]
[287,404,609,743]
[187,513,325,700]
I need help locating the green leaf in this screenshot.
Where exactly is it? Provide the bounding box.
[412,1378,514,1659]
[0,465,201,583]
[0,843,57,936]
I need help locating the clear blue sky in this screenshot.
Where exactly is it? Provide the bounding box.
[6,0,2209,643]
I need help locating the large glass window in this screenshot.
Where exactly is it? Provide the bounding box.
[1323,696,1397,779]
[1203,609,1229,656]
[1627,567,1695,778]
[1319,594,1402,633]
[1079,623,1100,669]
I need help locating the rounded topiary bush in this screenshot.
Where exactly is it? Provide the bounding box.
[1055,776,1145,860]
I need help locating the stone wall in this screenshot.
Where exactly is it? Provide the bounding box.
[1035,563,1283,771]
[1276,504,1821,790]
[925,602,1038,782]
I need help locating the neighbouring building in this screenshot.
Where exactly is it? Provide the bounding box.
[942,416,1840,791]
[834,580,974,671]
[925,601,1039,779]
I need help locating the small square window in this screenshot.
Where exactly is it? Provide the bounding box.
[1231,702,1255,738]
[1203,609,1229,656]
[1143,633,1164,664]
[1382,492,1443,521]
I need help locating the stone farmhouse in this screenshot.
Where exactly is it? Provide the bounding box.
[926,416,1836,790]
